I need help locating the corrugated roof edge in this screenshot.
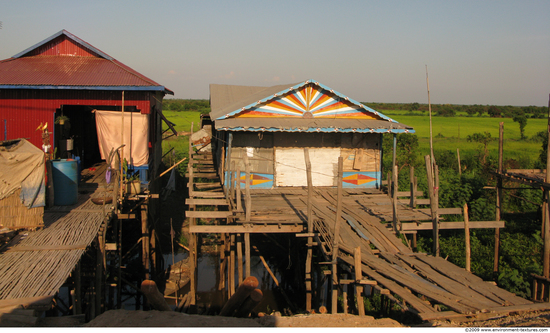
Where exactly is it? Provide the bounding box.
[0,85,171,92]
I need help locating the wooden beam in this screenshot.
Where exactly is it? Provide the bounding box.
[189,225,304,234]
[401,221,505,231]
[185,211,233,219]
[185,198,228,206]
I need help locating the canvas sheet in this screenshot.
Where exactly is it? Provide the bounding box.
[95,110,149,167]
[0,139,45,208]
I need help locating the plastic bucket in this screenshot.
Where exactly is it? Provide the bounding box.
[52,159,78,205]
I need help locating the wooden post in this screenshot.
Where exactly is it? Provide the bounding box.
[425,155,439,256]
[304,148,314,312]
[354,247,365,316]
[457,148,462,176]
[464,203,471,272]
[495,121,504,277]
[544,95,550,278]
[219,233,226,291]
[392,165,400,233]
[188,163,197,306]
[228,161,234,203]
[141,204,150,280]
[74,261,82,315]
[244,153,251,222]
[244,233,251,278]
[236,164,242,211]
[95,235,103,316]
[230,234,236,297]
[331,157,344,314]
[409,166,416,208]
[237,234,243,285]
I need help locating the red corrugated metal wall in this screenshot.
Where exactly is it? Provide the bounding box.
[0,89,151,149]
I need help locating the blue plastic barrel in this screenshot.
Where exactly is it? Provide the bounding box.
[52,159,78,206]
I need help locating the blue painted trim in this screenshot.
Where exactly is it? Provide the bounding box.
[216,79,400,124]
[219,126,415,134]
[0,85,168,92]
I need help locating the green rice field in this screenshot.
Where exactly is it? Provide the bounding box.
[384,111,546,165]
[161,109,547,168]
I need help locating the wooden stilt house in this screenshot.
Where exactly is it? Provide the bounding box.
[209,80,414,189]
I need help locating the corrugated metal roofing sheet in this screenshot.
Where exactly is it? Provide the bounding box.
[209,81,415,133]
[0,30,172,94]
[0,56,163,87]
[215,117,414,133]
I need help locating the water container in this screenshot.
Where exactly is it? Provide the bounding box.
[52,159,78,205]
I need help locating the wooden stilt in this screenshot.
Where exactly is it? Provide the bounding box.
[74,261,82,315]
[141,204,150,280]
[304,148,313,313]
[230,234,236,297]
[237,234,243,285]
[409,167,416,208]
[495,121,504,277]
[464,203,471,272]
[236,164,242,212]
[219,233,226,291]
[331,157,344,314]
[244,233,251,278]
[354,246,365,316]
[244,154,251,222]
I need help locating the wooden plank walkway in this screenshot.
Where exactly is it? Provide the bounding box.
[309,190,548,321]
[0,164,113,301]
[186,149,550,321]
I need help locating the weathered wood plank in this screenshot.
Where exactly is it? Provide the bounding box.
[189,225,304,234]
[185,211,232,219]
[401,221,505,231]
[185,199,229,206]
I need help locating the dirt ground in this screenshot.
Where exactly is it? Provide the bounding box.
[83,309,550,328]
[84,309,403,327]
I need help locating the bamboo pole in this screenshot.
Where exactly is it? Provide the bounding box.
[464,203,471,272]
[409,166,416,208]
[426,65,435,165]
[331,157,344,314]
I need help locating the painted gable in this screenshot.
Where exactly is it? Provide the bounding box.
[218,80,391,122]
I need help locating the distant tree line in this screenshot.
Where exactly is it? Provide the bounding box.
[162,99,548,120]
[363,102,548,119]
[163,99,210,114]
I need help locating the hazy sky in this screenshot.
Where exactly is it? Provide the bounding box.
[1,0,549,106]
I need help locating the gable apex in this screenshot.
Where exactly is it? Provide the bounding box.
[215,80,395,123]
[12,30,113,60]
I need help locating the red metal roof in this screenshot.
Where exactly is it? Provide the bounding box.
[0,30,173,94]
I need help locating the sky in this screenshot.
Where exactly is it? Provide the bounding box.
[1,0,549,106]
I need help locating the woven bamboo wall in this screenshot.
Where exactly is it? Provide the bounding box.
[0,189,44,229]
